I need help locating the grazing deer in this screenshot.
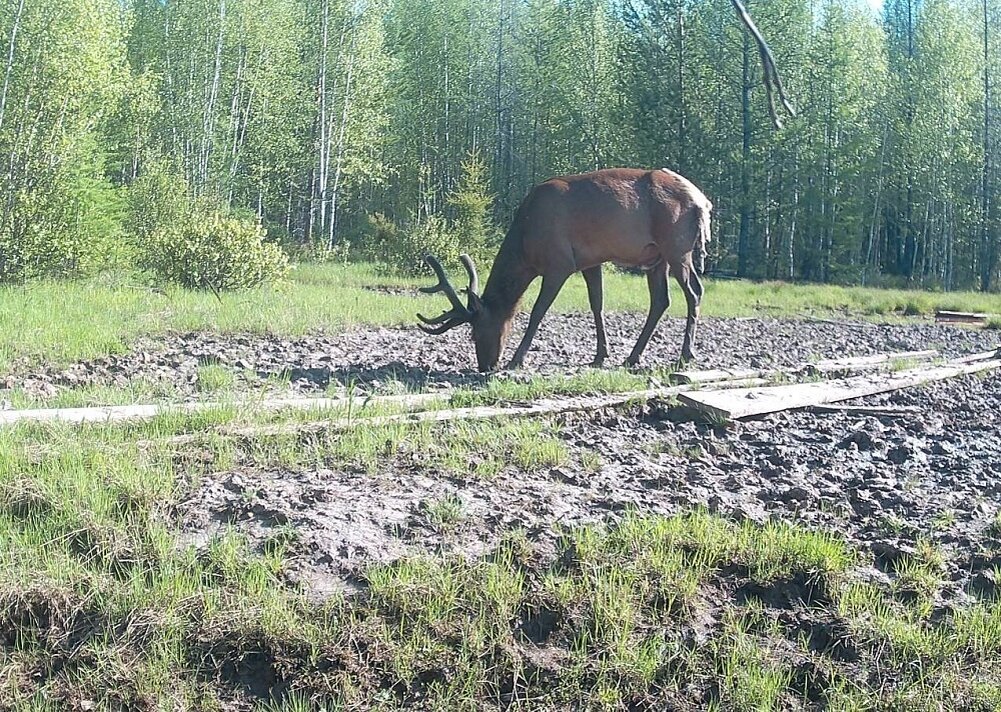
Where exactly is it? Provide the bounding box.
[417,167,712,373]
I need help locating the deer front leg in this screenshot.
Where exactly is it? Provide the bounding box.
[625,263,669,367]
[581,266,608,366]
[507,273,569,369]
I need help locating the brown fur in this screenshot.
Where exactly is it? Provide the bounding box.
[419,167,713,372]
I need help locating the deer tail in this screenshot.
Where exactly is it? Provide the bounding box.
[693,202,712,274]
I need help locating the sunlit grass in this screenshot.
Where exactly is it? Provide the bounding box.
[2,261,1000,374]
[3,408,1001,708]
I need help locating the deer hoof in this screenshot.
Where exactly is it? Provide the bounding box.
[505,358,524,370]
[590,355,607,368]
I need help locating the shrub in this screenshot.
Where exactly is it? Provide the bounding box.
[0,135,124,282]
[364,212,461,276]
[139,205,288,291]
[447,150,501,264]
[128,165,288,291]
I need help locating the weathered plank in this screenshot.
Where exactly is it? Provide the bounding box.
[157,378,771,445]
[679,356,1001,421]
[806,404,922,416]
[0,391,451,427]
[935,310,990,324]
[949,348,1000,364]
[672,349,939,385]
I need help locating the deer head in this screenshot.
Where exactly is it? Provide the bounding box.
[417,254,508,372]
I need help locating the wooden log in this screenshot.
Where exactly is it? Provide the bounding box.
[672,349,939,385]
[935,310,990,324]
[679,356,1001,421]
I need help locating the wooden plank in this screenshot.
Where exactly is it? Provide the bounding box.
[672,349,938,385]
[157,378,771,446]
[0,391,451,427]
[935,310,989,323]
[679,356,1001,421]
[949,348,1000,364]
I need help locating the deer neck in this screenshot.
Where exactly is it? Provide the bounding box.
[481,247,534,324]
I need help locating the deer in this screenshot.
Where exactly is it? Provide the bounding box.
[416,167,712,373]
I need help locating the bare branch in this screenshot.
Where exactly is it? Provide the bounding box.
[729,0,796,129]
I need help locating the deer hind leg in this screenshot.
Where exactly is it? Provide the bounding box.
[507,272,570,369]
[581,266,609,367]
[625,261,669,367]
[674,259,703,364]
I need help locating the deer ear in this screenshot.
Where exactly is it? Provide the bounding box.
[465,290,483,315]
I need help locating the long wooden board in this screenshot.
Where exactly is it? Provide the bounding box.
[935,310,990,324]
[679,356,1001,420]
[671,349,939,385]
[158,378,770,445]
[0,391,451,427]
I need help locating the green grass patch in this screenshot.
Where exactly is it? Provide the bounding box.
[3,416,1001,709]
[3,262,1001,375]
[235,416,568,478]
[448,368,661,408]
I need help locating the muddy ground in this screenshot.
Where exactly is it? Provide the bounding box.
[65,313,984,606]
[7,312,1001,400]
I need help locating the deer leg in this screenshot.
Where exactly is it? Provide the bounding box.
[675,262,703,363]
[507,273,569,369]
[625,262,669,367]
[581,266,608,366]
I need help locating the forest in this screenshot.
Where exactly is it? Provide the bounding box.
[1,0,999,290]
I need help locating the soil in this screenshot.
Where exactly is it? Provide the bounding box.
[116,314,1001,605]
[5,313,999,400]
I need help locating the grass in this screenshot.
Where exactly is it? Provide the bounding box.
[4,261,1001,709]
[2,414,1001,709]
[448,368,663,408]
[2,261,1000,375]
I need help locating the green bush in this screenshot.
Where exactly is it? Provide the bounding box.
[447,150,501,264]
[128,165,288,291]
[364,212,461,276]
[148,209,289,291]
[0,135,124,282]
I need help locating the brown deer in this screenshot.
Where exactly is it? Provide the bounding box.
[417,167,712,373]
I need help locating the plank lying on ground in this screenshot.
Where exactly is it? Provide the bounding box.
[804,406,920,418]
[158,378,770,445]
[949,348,1001,364]
[0,391,452,426]
[672,349,939,385]
[935,310,990,324]
[679,356,1001,421]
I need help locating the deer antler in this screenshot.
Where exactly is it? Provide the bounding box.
[459,253,479,297]
[730,0,796,129]
[419,254,467,313]
[417,254,477,334]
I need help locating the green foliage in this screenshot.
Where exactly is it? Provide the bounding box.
[0,0,128,283]
[447,150,500,263]
[128,165,288,291]
[145,207,289,291]
[364,212,461,276]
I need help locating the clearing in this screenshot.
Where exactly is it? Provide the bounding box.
[3,269,1001,710]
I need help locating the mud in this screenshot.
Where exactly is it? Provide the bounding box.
[154,315,1001,604]
[5,313,999,401]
